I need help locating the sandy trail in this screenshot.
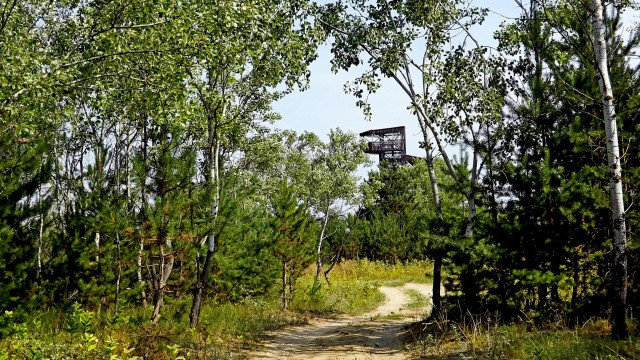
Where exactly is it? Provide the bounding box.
[247,282,433,360]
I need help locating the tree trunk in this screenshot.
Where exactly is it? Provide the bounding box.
[315,203,331,282]
[151,288,164,324]
[139,121,149,306]
[464,195,477,239]
[424,134,444,315]
[324,239,347,285]
[151,241,174,324]
[94,232,101,263]
[464,147,479,239]
[486,128,499,226]
[538,284,548,311]
[94,121,105,265]
[432,255,442,316]
[591,0,628,339]
[137,241,147,306]
[114,124,122,311]
[425,142,443,220]
[289,272,294,305]
[37,179,44,282]
[189,236,215,327]
[190,115,221,328]
[115,233,122,312]
[282,261,289,310]
[570,254,579,326]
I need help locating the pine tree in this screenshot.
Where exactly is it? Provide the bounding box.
[0,131,51,310]
[131,124,198,323]
[269,180,315,310]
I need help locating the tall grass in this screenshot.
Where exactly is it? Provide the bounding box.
[292,276,384,316]
[410,314,639,360]
[1,260,429,359]
[323,259,432,284]
[292,259,431,315]
[404,289,429,309]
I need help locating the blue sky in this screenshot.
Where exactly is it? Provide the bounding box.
[272,0,521,166]
[271,1,639,180]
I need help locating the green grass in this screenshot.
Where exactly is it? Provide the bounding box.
[290,259,432,316]
[1,260,428,359]
[492,323,640,360]
[292,277,385,316]
[381,280,406,287]
[373,313,404,321]
[0,298,303,360]
[410,317,640,360]
[325,259,432,285]
[403,289,429,309]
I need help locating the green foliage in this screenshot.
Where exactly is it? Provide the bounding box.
[210,180,279,301]
[412,318,639,359]
[404,289,430,310]
[270,179,316,267]
[2,0,640,354]
[269,179,317,309]
[0,260,404,358]
[0,0,324,317]
[433,0,640,326]
[0,133,51,310]
[352,160,458,263]
[63,303,94,335]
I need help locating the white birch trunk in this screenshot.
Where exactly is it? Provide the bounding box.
[208,138,220,252]
[37,176,44,281]
[138,240,146,306]
[591,0,628,339]
[151,240,174,324]
[315,202,331,281]
[94,232,101,263]
[464,147,478,239]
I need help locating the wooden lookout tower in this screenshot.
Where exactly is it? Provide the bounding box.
[360,126,416,165]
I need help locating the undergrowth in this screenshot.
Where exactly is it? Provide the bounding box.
[0,260,430,359]
[292,259,431,316]
[404,289,429,309]
[324,259,432,284]
[0,298,302,360]
[409,313,640,360]
[293,277,384,316]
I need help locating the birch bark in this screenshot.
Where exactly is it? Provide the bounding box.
[591,0,628,339]
[315,202,331,281]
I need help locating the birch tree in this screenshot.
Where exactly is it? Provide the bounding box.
[529,0,632,339]
[310,129,369,281]
[590,0,628,339]
[176,0,321,327]
[318,0,503,313]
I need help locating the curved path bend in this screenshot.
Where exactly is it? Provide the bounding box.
[247,282,433,360]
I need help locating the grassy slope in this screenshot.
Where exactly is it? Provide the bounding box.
[410,316,640,359]
[0,260,431,360]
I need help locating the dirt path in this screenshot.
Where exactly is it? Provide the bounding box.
[247,283,433,360]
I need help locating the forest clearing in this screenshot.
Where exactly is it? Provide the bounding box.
[2,0,640,359]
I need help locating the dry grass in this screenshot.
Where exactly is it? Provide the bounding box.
[408,314,640,360]
[324,259,432,284]
[1,260,429,359]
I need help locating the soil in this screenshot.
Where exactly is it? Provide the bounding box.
[247,282,434,360]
